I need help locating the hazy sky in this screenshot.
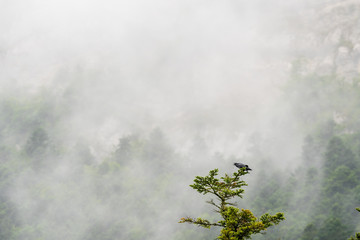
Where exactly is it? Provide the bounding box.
[0,0,310,160]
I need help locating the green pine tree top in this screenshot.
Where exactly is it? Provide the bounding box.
[179,168,285,240]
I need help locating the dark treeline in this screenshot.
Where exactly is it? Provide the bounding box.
[249,75,360,239]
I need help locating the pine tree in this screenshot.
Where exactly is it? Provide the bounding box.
[179,168,284,239]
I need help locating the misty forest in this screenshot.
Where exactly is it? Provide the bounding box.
[1,0,360,239]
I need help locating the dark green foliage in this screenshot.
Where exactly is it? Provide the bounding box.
[25,128,49,157]
[300,223,317,240]
[302,135,322,167]
[316,136,360,238]
[114,134,141,163]
[249,119,360,240]
[24,127,52,170]
[180,169,284,239]
[143,128,173,169]
[318,217,353,240]
[113,129,173,173]
[324,137,357,176]
[252,175,292,213]
[323,165,357,195]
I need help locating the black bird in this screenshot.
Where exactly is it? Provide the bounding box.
[234,162,252,171]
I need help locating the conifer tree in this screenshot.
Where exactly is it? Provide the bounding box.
[179,168,284,239]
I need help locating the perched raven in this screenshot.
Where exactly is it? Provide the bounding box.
[234,162,252,171]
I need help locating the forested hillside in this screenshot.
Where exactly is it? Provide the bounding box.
[1,0,360,240]
[251,1,360,239]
